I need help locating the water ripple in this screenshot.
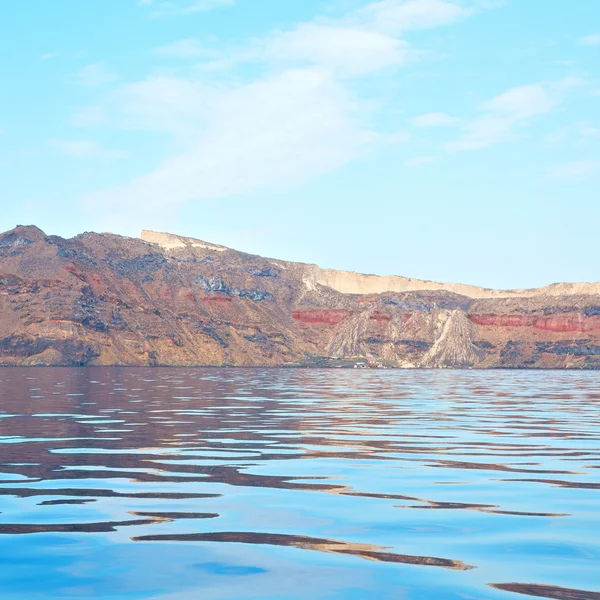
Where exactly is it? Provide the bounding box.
[0,367,598,599]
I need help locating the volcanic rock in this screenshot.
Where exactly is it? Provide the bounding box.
[0,225,599,369]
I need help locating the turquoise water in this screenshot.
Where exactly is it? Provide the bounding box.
[0,368,598,599]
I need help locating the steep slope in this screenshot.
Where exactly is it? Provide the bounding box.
[419,310,485,368]
[1,225,600,369]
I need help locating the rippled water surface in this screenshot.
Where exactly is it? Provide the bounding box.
[0,368,599,599]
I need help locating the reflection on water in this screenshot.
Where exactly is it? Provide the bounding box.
[133,531,474,570]
[490,584,600,600]
[0,368,598,599]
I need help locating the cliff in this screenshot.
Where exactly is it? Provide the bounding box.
[1,225,599,369]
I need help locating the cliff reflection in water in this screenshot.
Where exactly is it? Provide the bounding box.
[0,368,599,599]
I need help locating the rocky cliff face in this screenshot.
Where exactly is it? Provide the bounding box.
[1,225,600,369]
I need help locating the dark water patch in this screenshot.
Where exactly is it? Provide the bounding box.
[490,583,600,599]
[0,517,168,535]
[481,509,569,517]
[134,531,474,571]
[38,499,97,506]
[425,459,577,475]
[131,511,219,520]
[0,487,221,500]
[500,478,600,490]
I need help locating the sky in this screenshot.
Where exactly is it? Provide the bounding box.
[0,0,599,289]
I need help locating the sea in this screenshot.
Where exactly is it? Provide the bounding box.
[0,367,598,599]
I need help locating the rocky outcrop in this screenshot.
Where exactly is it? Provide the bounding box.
[419,310,484,368]
[1,225,600,369]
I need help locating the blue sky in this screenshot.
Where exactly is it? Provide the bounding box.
[1,0,599,288]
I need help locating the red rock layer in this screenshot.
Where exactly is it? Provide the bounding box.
[469,314,530,327]
[292,310,353,326]
[469,313,600,333]
[370,312,392,323]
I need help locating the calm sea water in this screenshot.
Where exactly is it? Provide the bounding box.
[0,368,598,600]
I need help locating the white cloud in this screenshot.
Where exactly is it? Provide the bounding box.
[77,0,494,211]
[481,83,559,117]
[580,123,600,140]
[543,121,600,148]
[579,34,600,46]
[73,63,117,87]
[164,26,412,76]
[41,53,59,61]
[352,0,475,35]
[404,155,437,166]
[74,76,214,135]
[155,38,216,59]
[411,111,458,127]
[47,139,126,159]
[158,0,480,76]
[264,24,411,76]
[81,68,377,210]
[544,127,570,146]
[549,158,600,182]
[447,82,566,151]
[141,0,234,17]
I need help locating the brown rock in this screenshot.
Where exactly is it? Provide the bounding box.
[1,225,599,369]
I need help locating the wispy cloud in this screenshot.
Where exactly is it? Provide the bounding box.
[545,122,600,147]
[161,26,413,76]
[140,0,234,18]
[262,24,412,76]
[404,155,437,166]
[81,68,377,209]
[156,0,485,76]
[411,112,458,127]
[41,53,59,61]
[579,34,600,46]
[73,63,117,87]
[47,139,126,159]
[446,80,575,151]
[155,38,217,59]
[580,123,600,140]
[350,0,477,34]
[549,158,600,182]
[77,0,496,211]
[74,76,215,134]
